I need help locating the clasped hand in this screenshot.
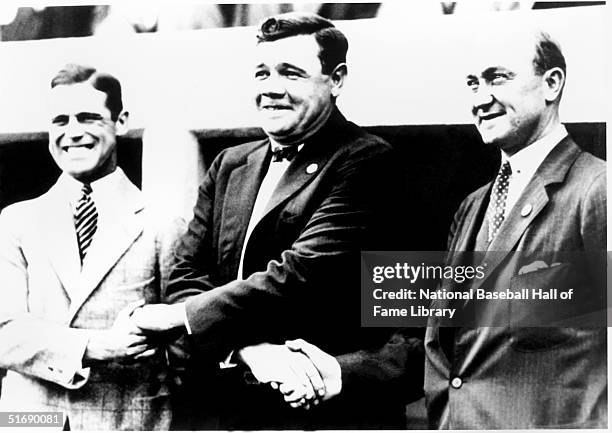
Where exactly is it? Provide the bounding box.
[83,300,158,364]
[238,340,342,410]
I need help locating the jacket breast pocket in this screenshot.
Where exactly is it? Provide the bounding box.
[508,263,577,352]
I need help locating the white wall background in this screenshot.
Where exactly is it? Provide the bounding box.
[0,4,606,135]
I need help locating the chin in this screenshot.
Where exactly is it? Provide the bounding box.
[480,135,503,147]
[263,123,294,137]
[479,127,510,147]
[65,162,96,176]
[68,169,94,180]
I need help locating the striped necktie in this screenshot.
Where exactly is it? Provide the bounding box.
[74,184,98,263]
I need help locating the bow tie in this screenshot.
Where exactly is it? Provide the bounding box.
[271,145,299,162]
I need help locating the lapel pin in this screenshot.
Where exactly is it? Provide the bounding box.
[521,204,532,217]
[306,163,318,174]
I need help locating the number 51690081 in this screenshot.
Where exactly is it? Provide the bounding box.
[2,412,63,427]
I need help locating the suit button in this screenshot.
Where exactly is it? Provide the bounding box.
[451,377,462,389]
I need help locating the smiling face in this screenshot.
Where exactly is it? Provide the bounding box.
[48,83,125,183]
[253,34,339,144]
[465,37,551,155]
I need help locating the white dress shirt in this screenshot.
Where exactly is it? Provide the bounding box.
[58,168,125,268]
[237,141,303,279]
[185,141,303,338]
[60,167,123,215]
[501,124,568,218]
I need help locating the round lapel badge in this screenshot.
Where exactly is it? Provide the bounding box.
[306,163,318,174]
[521,204,533,217]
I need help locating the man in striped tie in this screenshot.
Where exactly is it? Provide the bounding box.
[0,64,178,430]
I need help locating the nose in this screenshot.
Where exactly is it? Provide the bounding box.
[65,116,85,139]
[259,73,286,98]
[471,84,495,115]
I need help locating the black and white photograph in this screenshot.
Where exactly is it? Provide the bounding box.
[0,1,607,430]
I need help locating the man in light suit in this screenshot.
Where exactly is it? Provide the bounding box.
[0,64,179,430]
[423,28,606,428]
[131,12,420,429]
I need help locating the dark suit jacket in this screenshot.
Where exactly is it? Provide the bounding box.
[424,136,607,429]
[166,108,422,429]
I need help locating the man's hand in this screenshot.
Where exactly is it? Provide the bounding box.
[286,339,342,402]
[238,343,326,409]
[83,300,156,364]
[112,299,146,334]
[130,303,186,332]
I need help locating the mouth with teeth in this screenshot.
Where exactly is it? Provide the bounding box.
[61,143,96,154]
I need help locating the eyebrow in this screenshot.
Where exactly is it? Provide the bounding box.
[466,66,516,80]
[278,62,306,72]
[482,66,505,76]
[51,112,104,121]
[51,114,68,122]
[77,112,104,118]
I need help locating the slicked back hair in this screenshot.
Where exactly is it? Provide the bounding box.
[50,63,123,121]
[533,31,566,77]
[256,12,348,75]
[531,31,566,102]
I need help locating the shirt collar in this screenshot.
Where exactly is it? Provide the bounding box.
[269,138,304,161]
[501,123,568,177]
[59,168,124,206]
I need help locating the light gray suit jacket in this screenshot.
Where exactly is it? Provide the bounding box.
[424,137,607,429]
[0,168,183,430]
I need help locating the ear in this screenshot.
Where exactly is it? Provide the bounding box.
[329,63,347,98]
[114,111,129,136]
[542,67,565,103]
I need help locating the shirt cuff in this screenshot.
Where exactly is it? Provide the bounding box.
[219,350,238,369]
[183,304,193,335]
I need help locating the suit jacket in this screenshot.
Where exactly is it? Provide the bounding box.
[424,136,607,429]
[0,168,182,430]
[166,108,419,429]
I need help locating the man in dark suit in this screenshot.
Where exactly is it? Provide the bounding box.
[131,12,421,429]
[423,28,606,428]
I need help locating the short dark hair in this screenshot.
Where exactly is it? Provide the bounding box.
[533,31,566,77]
[256,12,348,75]
[50,63,123,121]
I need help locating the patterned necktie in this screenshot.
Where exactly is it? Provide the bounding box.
[74,184,98,263]
[487,160,512,242]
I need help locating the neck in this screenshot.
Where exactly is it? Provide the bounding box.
[504,110,560,157]
[267,105,334,146]
[75,157,117,184]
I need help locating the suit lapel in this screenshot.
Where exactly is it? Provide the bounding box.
[39,183,82,300]
[219,141,269,271]
[68,171,145,320]
[261,108,347,219]
[471,137,582,292]
[261,142,331,217]
[452,187,490,253]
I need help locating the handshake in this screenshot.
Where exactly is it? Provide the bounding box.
[83,302,342,410]
[125,302,343,409]
[83,301,184,365]
[237,340,342,410]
